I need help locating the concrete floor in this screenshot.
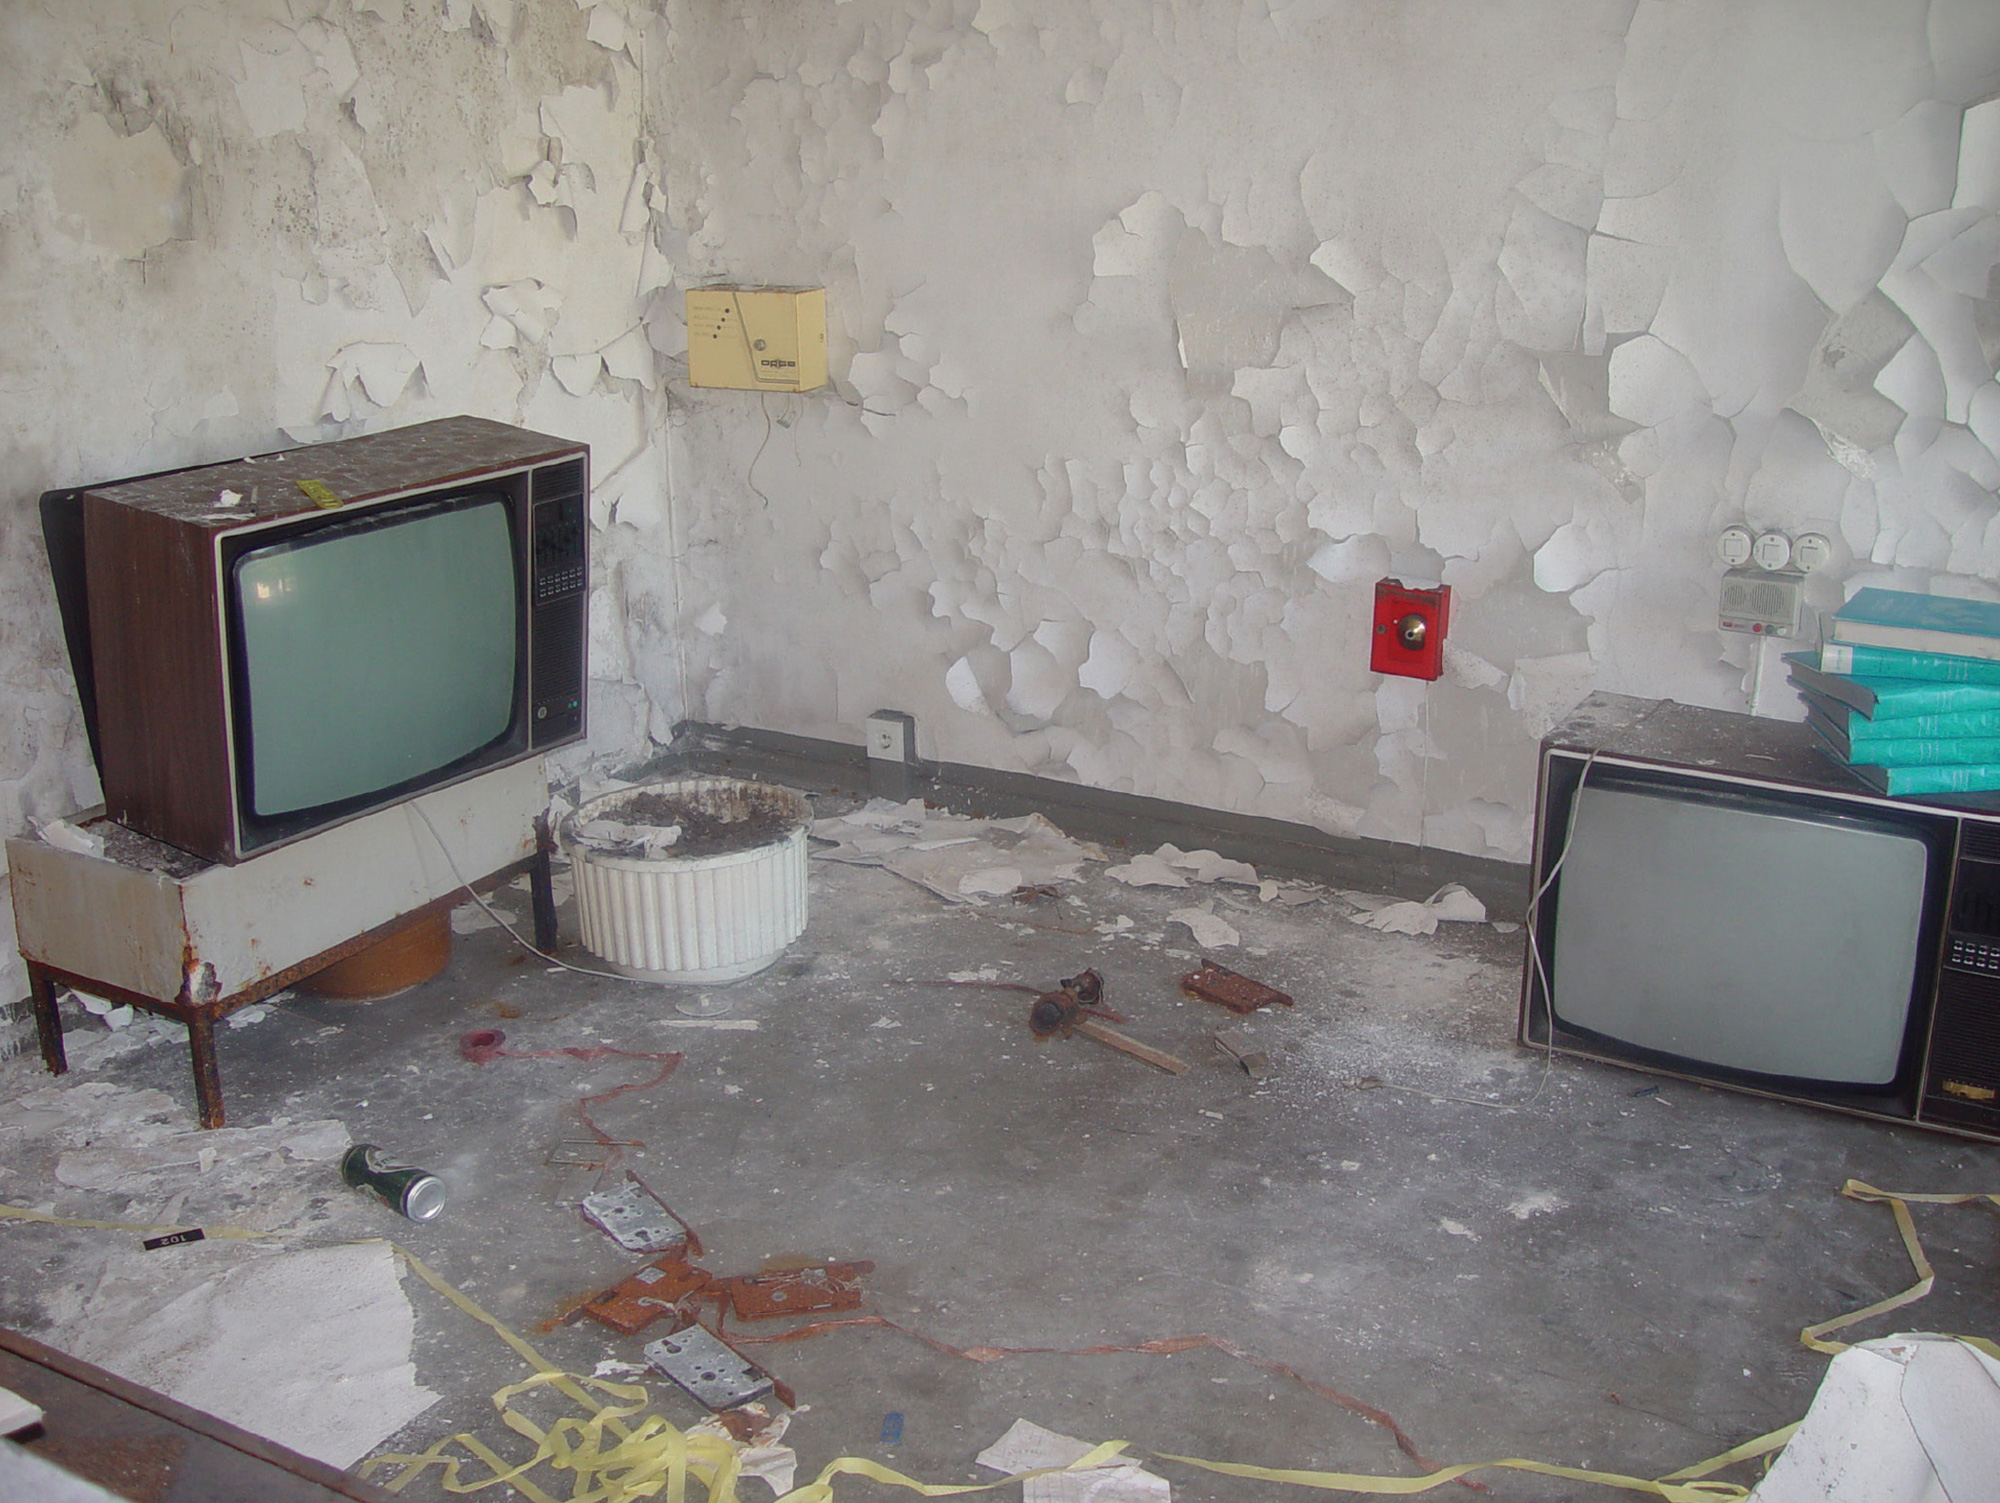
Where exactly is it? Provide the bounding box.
[2,775,1998,1502]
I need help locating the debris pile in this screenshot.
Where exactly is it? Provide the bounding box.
[812,799,1103,903]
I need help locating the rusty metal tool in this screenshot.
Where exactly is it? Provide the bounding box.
[1029,970,1188,1073]
[716,1261,875,1321]
[582,1254,712,1335]
[1181,960,1293,1014]
[643,1322,775,1410]
[1071,1018,1190,1074]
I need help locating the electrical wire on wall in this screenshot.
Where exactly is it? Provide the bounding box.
[1415,677,1433,856]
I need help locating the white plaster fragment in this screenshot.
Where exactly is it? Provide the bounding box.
[1344,884,1484,935]
[945,657,991,715]
[1442,644,1506,692]
[484,280,561,344]
[1532,520,1615,595]
[232,34,314,138]
[1954,99,2000,212]
[1920,214,2000,299]
[1307,535,1392,586]
[586,5,630,56]
[1875,101,1966,220]
[1301,792,1365,838]
[53,118,185,259]
[1778,139,1908,315]
[299,19,360,101]
[1881,210,1995,425]
[1508,654,1597,738]
[552,352,604,397]
[327,342,420,410]
[958,867,1022,898]
[1515,163,1602,231]
[1077,630,1139,699]
[1606,334,1706,430]
[1875,333,1947,426]
[1105,854,1189,889]
[1167,906,1239,949]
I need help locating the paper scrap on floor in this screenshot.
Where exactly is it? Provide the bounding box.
[1106,842,1259,888]
[451,902,521,934]
[1167,904,1240,948]
[63,1240,437,1470]
[977,1418,1171,1503]
[0,1385,42,1435]
[812,800,1103,903]
[1747,1333,2000,1501]
[1340,882,1487,935]
[690,1405,797,1496]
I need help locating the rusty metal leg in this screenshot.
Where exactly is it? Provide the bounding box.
[26,962,67,1078]
[187,1011,225,1129]
[530,816,559,953]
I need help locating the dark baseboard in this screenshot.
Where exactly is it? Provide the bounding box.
[646,721,1532,920]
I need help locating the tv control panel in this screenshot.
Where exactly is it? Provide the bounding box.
[1945,935,2000,974]
[529,458,588,746]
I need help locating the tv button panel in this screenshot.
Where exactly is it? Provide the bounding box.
[1946,937,2000,973]
[535,564,585,601]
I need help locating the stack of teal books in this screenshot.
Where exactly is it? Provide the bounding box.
[1787,586,2000,796]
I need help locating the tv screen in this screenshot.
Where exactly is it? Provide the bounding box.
[1548,781,1930,1086]
[231,495,519,818]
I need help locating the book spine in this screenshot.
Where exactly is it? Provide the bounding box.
[1791,660,2000,717]
[1842,709,2000,742]
[1785,667,1872,715]
[1846,737,2000,767]
[1823,635,2000,676]
[1880,762,2000,795]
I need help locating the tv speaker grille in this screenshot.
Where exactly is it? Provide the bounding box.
[533,459,586,504]
[1924,969,2000,1134]
[1961,825,2000,863]
[531,593,587,746]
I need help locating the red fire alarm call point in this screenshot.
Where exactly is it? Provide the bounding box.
[1370,579,1451,680]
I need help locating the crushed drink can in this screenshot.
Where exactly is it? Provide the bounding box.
[341,1144,447,1222]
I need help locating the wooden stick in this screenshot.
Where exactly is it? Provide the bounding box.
[1073,1019,1191,1074]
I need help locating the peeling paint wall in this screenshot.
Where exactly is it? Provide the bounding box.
[4,2,2000,1023]
[0,0,678,1003]
[655,0,2000,863]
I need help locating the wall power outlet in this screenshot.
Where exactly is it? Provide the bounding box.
[865,710,917,764]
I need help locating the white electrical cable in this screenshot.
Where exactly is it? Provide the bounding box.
[1522,746,1601,1072]
[1417,677,1433,854]
[410,801,654,986]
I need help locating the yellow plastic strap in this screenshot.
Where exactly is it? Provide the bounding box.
[1801,1180,2000,1356]
[1157,1451,1753,1499]
[773,1444,1132,1503]
[1657,1423,1798,1482]
[19,1186,2000,1502]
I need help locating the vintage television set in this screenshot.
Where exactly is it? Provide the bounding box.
[41,416,589,866]
[1521,692,2000,1144]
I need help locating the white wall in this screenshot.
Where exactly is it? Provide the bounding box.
[654,0,2000,862]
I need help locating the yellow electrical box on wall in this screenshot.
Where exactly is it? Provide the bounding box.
[686,286,827,392]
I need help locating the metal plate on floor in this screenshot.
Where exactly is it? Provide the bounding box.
[642,1325,774,1411]
[719,1260,873,1321]
[581,1182,686,1253]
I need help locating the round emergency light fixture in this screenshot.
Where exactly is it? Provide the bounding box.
[1752,531,1793,571]
[1792,532,1833,573]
